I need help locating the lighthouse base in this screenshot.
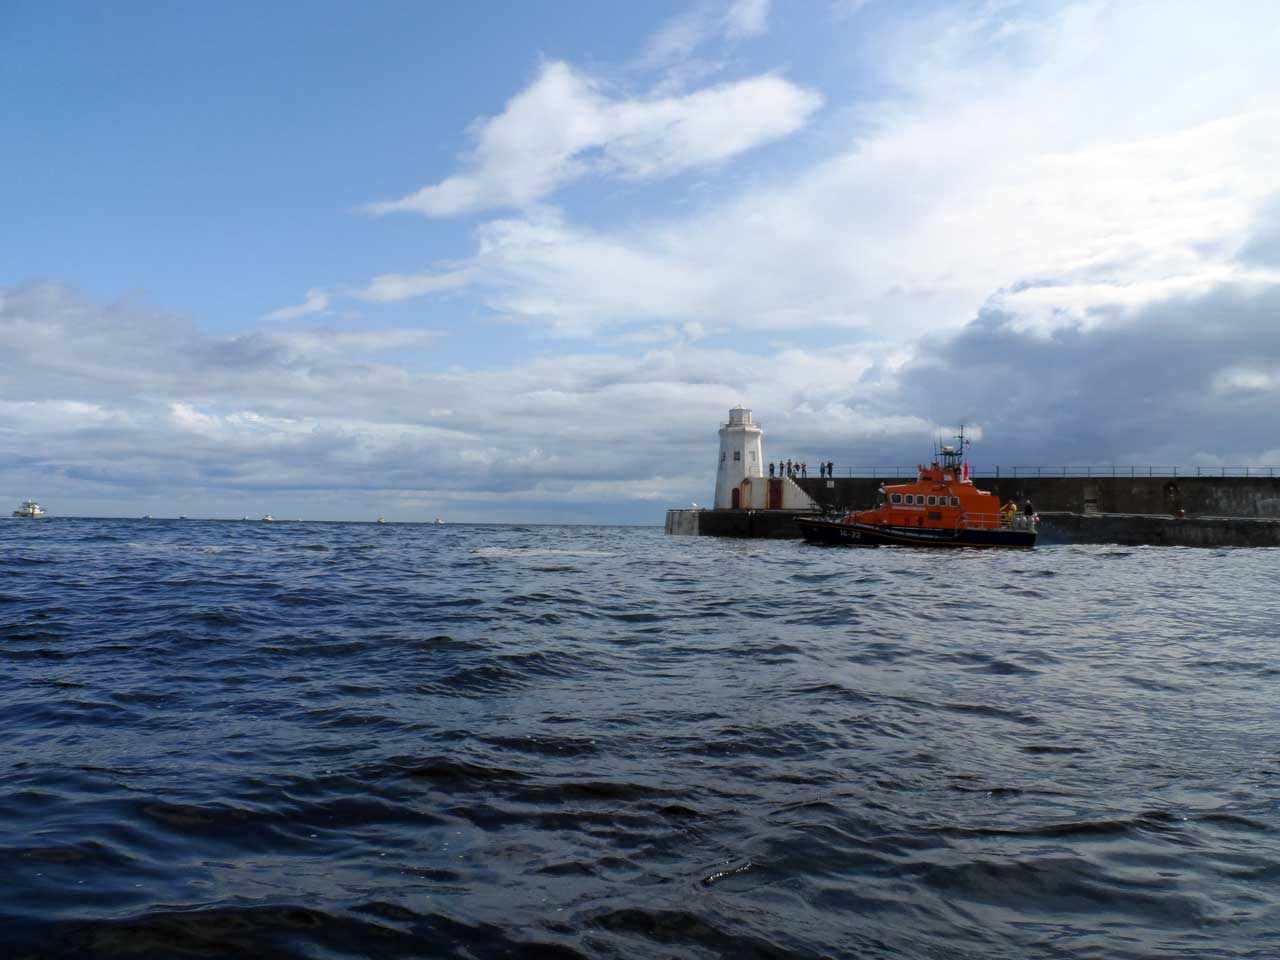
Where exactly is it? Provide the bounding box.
[664,508,819,538]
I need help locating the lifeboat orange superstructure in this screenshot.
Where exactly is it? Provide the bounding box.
[797,430,1036,549]
[847,455,1004,531]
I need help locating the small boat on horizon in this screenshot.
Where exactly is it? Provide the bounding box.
[12,499,47,519]
[376,517,386,524]
[262,514,274,522]
[433,518,444,525]
[798,429,1036,549]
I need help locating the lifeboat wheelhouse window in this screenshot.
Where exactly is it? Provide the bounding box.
[926,496,937,505]
[890,494,902,504]
[950,497,960,506]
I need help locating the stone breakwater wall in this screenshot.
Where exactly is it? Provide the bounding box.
[663,507,1280,546]
[793,475,1280,519]
[665,475,1280,546]
[1036,512,1280,547]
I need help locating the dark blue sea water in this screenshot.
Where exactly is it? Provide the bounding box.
[2,518,1278,959]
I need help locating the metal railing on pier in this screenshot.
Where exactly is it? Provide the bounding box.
[824,466,1280,479]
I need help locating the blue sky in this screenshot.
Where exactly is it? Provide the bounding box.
[3,1,1279,521]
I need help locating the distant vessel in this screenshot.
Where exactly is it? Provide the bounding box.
[262,514,274,522]
[434,518,444,525]
[376,517,386,524]
[12,499,47,519]
[798,429,1037,549]
[241,516,248,521]
[143,514,153,520]
[179,515,188,520]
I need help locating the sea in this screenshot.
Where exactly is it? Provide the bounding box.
[2,517,1277,959]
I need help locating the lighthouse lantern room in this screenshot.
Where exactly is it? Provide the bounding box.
[714,406,765,509]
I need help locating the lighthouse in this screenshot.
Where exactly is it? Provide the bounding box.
[714,406,764,508]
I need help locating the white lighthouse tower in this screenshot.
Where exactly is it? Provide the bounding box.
[714,406,764,508]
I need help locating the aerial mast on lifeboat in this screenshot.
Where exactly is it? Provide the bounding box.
[957,425,972,482]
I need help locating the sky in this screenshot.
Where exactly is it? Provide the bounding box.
[3,0,1279,522]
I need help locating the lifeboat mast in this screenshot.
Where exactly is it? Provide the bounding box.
[938,425,972,482]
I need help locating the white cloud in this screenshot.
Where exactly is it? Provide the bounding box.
[365,62,821,217]
[393,1,1279,341]
[1213,364,1280,395]
[263,288,329,322]
[356,268,473,303]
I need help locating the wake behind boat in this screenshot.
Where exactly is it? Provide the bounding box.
[798,430,1036,549]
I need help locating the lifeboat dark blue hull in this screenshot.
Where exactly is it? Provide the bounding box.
[797,517,1035,549]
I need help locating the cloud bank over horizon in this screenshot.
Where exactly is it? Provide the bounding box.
[5,268,1279,519]
[3,0,1278,520]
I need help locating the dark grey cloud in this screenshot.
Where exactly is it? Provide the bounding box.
[888,281,1280,468]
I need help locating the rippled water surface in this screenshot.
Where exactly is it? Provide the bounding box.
[3,518,1278,958]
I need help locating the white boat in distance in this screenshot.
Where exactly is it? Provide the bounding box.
[434,518,444,525]
[262,514,274,522]
[376,517,386,524]
[13,499,47,518]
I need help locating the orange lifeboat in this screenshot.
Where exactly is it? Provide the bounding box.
[798,431,1036,549]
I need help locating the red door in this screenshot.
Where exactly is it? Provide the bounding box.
[768,478,783,509]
